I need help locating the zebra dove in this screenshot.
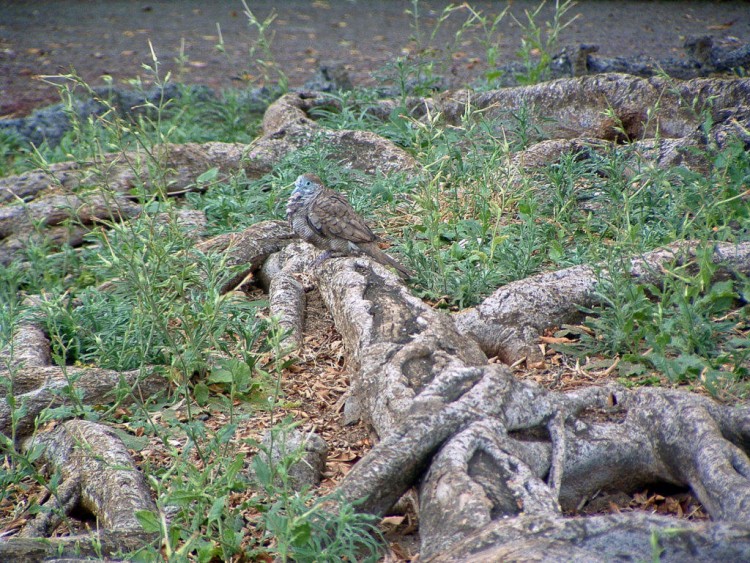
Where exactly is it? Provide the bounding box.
[286,173,413,278]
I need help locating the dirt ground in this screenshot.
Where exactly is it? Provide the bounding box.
[1,0,750,117]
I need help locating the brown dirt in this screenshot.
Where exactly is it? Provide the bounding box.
[2,0,750,117]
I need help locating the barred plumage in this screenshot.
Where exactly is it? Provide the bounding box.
[286,173,412,278]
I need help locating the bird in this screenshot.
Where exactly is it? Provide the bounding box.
[286,173,413,278]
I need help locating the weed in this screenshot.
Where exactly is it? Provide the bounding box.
[0,129,27,176]
[384,1,508,99]
[513,0,579,85]
[251,425,383,563]
[461,4,510,84]
[240,1,287,90]
[560,246,749,396]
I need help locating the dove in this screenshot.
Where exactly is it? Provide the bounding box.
[286,173,412,278]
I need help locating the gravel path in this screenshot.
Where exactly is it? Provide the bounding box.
[1,0,749,116]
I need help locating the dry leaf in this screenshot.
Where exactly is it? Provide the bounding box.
[707,21,735,30]
[540,336,573,344]
[381,515,405,528]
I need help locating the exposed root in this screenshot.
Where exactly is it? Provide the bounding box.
[0,366,167,438]
[1,420,158,559]
[454,241,750,364]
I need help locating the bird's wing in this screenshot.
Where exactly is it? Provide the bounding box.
[308,189,377,243]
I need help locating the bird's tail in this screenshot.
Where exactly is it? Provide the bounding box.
[369,245,413,279]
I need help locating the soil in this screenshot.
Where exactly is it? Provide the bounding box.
[2,0,750,117]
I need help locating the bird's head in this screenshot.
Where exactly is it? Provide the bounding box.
[293,173,324,197]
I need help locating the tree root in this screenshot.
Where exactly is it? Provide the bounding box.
[0,366,167,438]
[1,419,157,559]
[257,241,318,350]
[0,142,249,205]
[454,240,750,364]
[0,530,156,562]
[437,74,750,142]
[0,308,51,370]
[428,512,750,562]
[0,193,141,265]
[197,219,296,292]
[281,249,750,559]
[17,475,81,538]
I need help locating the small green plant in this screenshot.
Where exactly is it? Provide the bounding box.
[42,213,265,373]
[0,129,27,176]
[383,1,505,99]
[252,426,383,563]
[544,120,750,393]
[240,0,287,90]
[650,529,665,563]
[136,429,250,562]
[559,250,749,395]
[513,0,578,85]
[383,94,555,306]
[462,4,510,84]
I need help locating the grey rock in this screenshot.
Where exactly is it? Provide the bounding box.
[234,86,277,109]
[0,84,214,148]
[256,428,328,490]
[303,62,353,92]
[684,35,750,72]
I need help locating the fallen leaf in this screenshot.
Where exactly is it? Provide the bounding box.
[707,21,735,30]
[381,515,405,528]
[540,336,573,344]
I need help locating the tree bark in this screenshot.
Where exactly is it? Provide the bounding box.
[0,366,167,438]
[272,243,750,561]
[454,241,750,364]
[0,420,157,561]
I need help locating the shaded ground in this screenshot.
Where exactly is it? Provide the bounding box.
[2,0,750,116]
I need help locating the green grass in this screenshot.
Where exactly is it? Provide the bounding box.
[310,85,750,395]
[4,71,750,556]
